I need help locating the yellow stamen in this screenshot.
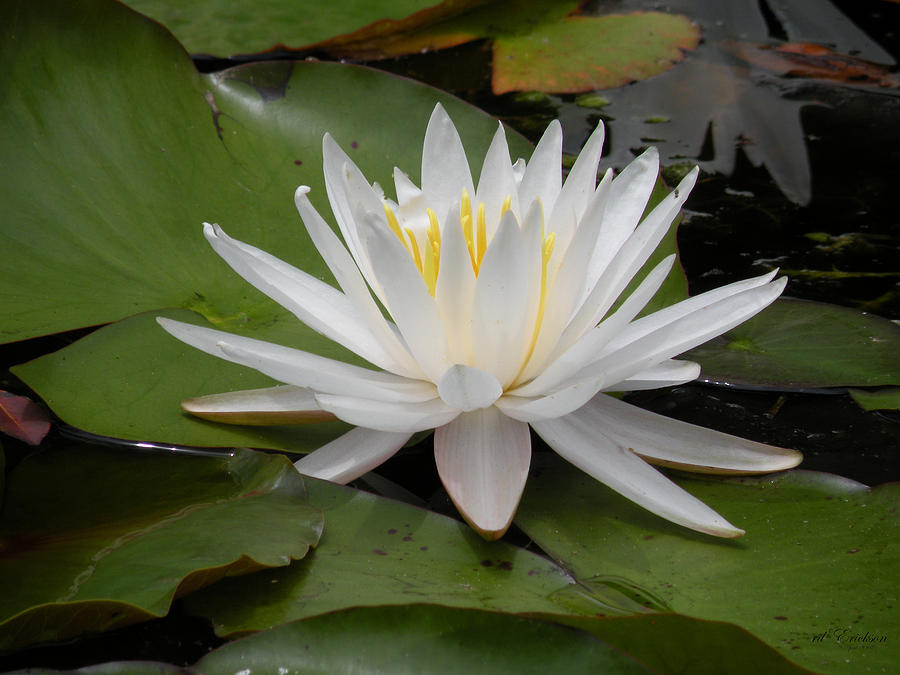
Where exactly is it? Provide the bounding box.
[383,203,404,242]
[475,203,487,272]
[424,208,442,295]
[501,195,512,217]
[404,227,423,273]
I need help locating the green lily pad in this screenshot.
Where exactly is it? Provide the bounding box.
[848,387,900,411]
[686,298,900,389]
[195,605,651,674]
[125,0,476,57]
[0,445,322,653]
[183,475,577,635]
[515,454,900,674]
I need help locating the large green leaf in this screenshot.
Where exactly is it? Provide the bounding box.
[195,605,651,674]
[125,0,473,57]
[515,454,899,674]
[183,475,577,634]
[0,446,322,652]
[686,298,900,388]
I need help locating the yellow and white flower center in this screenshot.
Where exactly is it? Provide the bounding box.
[384,190,556,387]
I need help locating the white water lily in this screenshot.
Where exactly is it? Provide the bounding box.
[158,104,801,540]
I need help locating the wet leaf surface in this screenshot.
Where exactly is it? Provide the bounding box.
[0,446,322,653]
[516,453,900,674]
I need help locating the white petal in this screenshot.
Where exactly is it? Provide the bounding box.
[434,407,531,540]
[363,212,451,381]
[548,121,605,247]
[512,254,674,397]
[316,393,459,433]
[571,394,803,473]
[294,427,412,483]
[157,317,436,403]
[437,364,503,411]
[475,122,520,236]
[591,277,788,388]
[531,414,745,537]
[322,134,385,287]
[518,169,614,383]
[434,203,476,363]
[518,119,562,221]
[580,147,660,294]
[181,385,335,425]
[495,379,605,423]
[560,167,698,350]
[606,359,701,391]
[471,211,538,386]
[201,223,389,368]
[422,104,475,226]
[295,186,421,378]
[603,269,778,354]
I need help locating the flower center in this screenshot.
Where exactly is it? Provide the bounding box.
[383,190,555,300]
[384,190,556,383]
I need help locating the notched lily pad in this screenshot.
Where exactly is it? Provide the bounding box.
[0,445,322,652]
[516,454,899,674]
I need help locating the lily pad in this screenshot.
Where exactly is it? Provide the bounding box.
[0,445,322,652]
[195,605,651,674]
[686,298,900,389]
[848,387,900,411]
[183,475,576,635]
[515,453,900,674]
[125,0,476,57]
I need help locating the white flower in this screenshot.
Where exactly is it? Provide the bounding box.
[158,104,801,540]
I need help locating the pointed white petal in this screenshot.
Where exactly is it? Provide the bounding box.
[200,223,391,367]
[518,169,614,383]
[181,385,335,425]
[518,119,562,221]
[316,393,459,433]
[434,203,476,363]
[475,122,520,236]
[560,167,698,349]
[572,394,803,473]
[322,134,384,285]
[294,427,412,483]
[603,269,778,354]
[606,359,701,391]
[532,414,745,537]
[437,364,503,411]
[295,187,421,378]
[363,212,451,381]
[471,211,538,386]
[513,254,674,397]
[422,104,474,225]
[548,121,605,246]
[157,317,436,402]
[434,407,531,540]
[591,277,788,388]
[580,147,660,293]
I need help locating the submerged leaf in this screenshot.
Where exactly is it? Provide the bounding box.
[0,391,50,445]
